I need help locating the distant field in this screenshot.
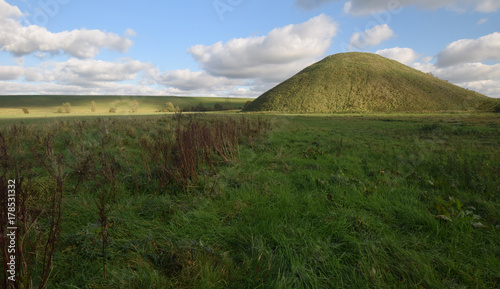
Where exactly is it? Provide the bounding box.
[0,95,253,117]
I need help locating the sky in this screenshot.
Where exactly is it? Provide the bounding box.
[0,0,499,98]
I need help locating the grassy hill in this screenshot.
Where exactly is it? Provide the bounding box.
[0,95,252,117]
[244,52,499,113]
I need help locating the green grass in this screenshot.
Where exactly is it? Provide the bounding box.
[1,112,499,288]
[0,95,252,117]
[244,52,500,113]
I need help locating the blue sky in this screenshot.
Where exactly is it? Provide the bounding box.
[0,0,499,97]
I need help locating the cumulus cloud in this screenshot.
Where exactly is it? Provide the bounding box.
[435,32,500,67]
[413,64,500,98]
[295,0,500,15]
[414,62,500,83]
[349,24,395,50]
[47,58,154,85]
[376,47,420,65]
[0,0,134,58]
[188,14,338,82]
[0,66,23,80]
[157,69,244,91]
[461,80,500,98]
[0,58,155,87]
[412,53,500,98]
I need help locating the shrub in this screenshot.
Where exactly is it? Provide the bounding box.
[22,107,29,114]
[162,102,177,112]
[62,102,71,113]
[109,107,117,113]
[91,101,97,112]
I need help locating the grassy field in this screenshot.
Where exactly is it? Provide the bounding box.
[0,95,253,117]
[0,112,499,288]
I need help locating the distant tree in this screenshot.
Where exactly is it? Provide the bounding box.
[56,106,64,113]
[21,107,29,114]
[130,100,139,113]
[196,102,206,112]
[214,103,223,111]
[91,101,97,112]
[62,102,71,113]
[163,102,177,112]
[109,107,117,113]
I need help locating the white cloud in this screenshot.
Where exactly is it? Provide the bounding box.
[409,33,500,98]
[412,59,500,98]
[0,0,134,58]
[188,14,338,82]
[349,24,395,50]
[460,80,500,98]
[376,47,420,65]
[414,62,500,83]
[23,67,46,82]
[0,0,22,19]
[47,58,154,85]
[435,32,500,67]
[0,66,23,80]
[0,58,155,87]
[157,69,244,91]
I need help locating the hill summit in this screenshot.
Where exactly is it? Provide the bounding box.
[244,52,496,113]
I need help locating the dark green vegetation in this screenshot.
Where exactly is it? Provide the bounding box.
[244,53,500,113]
[0,95,252,116]
[0,113,499,288]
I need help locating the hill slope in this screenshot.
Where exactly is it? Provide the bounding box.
[244,52,498,113]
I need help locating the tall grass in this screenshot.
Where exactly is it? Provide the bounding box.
[0,113,498,288]
[0,114,270,287]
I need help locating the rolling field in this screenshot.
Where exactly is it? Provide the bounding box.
[0,111,499,288]
[0,95,253,117]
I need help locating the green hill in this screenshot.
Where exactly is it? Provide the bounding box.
[244,52,499,113]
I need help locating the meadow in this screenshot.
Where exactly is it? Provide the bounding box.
[0,111,499,288]
[0,95,252,117]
